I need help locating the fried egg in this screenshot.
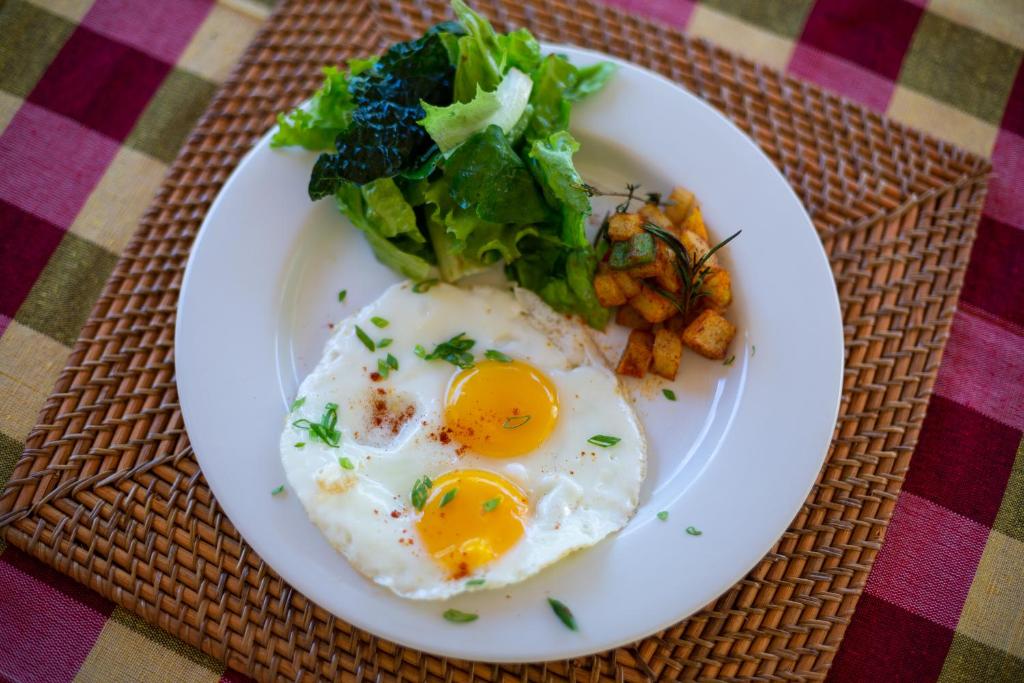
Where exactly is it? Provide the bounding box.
[280,283,646,599]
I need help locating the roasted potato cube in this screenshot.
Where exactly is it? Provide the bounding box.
[616,330,654,378]
[652,327,683,379]
[609,232,656,270]
[665,187,696,225]
[615,305,652,330]
[653,244,682,292]
[593,272,627,307]
[680,228,718,268]
[681,309,736,360]
[665,314,686,332]
[680,204,709,241]
[630,285,678,323]
[639,203,674,230]
[608,213,644,241]
[702,267,732,309]
[611,270,641,298]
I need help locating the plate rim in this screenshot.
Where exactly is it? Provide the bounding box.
[176,43,844,662]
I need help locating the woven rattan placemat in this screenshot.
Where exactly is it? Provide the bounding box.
[0,0,990,680]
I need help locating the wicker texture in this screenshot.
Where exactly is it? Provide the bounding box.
[0,0,989,680]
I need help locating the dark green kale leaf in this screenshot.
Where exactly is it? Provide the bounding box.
[309,24,463,197]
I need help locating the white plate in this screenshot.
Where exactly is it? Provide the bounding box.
[176,45,843,662]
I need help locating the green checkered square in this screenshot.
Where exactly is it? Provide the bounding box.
[993,437,1024,542]
[125,67,217,163]
[699,0,813,38]
[109,608,223,674]
[15,233,118,346]
[0,431,22,495]
[0,0,75,97]
[939,632,1024,682]
[899,11,1022,124]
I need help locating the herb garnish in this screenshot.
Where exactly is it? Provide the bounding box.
[752,344,757,356]
[547,598,578,631]
[371,316,389,328]
[290,396,306,412]
[657,511,669,521]
[443,609,478,623]
[484,349,512,363]
[482,496,501,513]
[271,485,285,496]
[411,476,433,511]
[440,488,457,508]
[466,578,485,587]
[412,279,439,293]
[503,415,531,429]
[420,332,475,369]
[339,456,355,470]
[662,389,677,401]
[587,434,620,448]
[292,402,341,447]
[723,355,735,366]
[686,526,703,536]
[338,290,347,302]
[355,325,375,351]
[377,338,393,348]
[295,442,305,448]
[386,353,399,370]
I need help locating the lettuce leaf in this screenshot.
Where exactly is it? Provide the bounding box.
[450,0,505,102]
[419,68,532,154]
[526,55,616,141]
[445,125,549,225]
[271,66,357,150]
[527,131,590,245]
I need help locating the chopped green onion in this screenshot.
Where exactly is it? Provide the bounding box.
[751,345,756,357]
[657,511,669,521]
[338,290,347,302]
[292,402,341,447]
[386,353,399,370]
[440,488,457,508]
[414,344,427,358]
[377,357,391,379]
[339,457,354,470]
[587,434,621,448]
[411,476,432,511]
[482,496,501,513]
[484,349,512,363]
[443,608,478,623]
[466,578,485,587]
[420,332,475,369]
[662,389,677,401]
[371,316,389,328]
[294,442,305,448]
[723,355,735,366]
[547,598,577,631]
[289,396,306,412]
[686,526,703,536]
[412,279,438,293]
[271,485,285,496]
[355,325,375,351]
[377,338,393,348]
[503,414,531,429]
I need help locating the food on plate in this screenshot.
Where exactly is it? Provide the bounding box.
[591,184,740,378]
[272,0,616,328]
[280,283,646,599]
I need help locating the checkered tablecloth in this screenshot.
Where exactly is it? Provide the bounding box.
[0,1,1020,681]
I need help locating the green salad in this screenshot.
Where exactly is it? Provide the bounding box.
[272,0,615,328]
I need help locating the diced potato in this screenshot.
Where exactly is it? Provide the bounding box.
[611,270,641,298]
[653,244,682,292]
[665,314,686,333]
[681,309,736,360]
[608,213,644,241]
[616,330,654,378]
[616,305,652,330]
[680,204,709,241]
[593,272,627,307]
[665,187,696,225]
[702,267,732,309]
[652,327,683,380]
[680,228,718,268]
[639,203,673,231]
[630,285,678,323]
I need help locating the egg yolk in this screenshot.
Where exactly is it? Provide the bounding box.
[416,469,529,578]
[444,359,558,457]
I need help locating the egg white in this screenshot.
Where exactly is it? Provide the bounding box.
[280,283,646,600]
